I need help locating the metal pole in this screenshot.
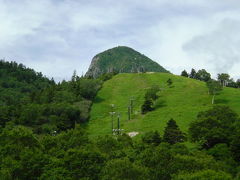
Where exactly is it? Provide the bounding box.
[117,113,120,135]
[128,106,131,120]
[111,113,114,134]
[110,104,115,135]
[130,99,133,114]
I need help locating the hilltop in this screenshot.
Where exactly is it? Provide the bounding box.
[85,46,169,78]
[88,73,240,137]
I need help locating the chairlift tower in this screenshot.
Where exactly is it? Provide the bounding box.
[109,104,115,134]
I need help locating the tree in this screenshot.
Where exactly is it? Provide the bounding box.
[163,119,185,144]
[230,132,240,161]
[189,106,239,149]
[145,85,160,101]
[189,68,197,79]
[217,73,230,87]
[141,86,160,114]
[227,78,237,88]
[206,80,222,104]
[141,99,153,114]
[167,78,173,87]
[195,69,211,82]
[75,78,101,100]
[63,149,105,180]
[142,131,161,146]
[236,79,240,88]
[101,158,149,180]
[181,70,188,77]
[173,170,233,180]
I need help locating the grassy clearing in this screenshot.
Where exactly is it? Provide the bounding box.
[87,73,240,138]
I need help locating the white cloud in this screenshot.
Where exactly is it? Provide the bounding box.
[0,0,240,80]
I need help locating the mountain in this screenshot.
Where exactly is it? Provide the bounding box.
[88,73,240,137]
[85,46,169,78]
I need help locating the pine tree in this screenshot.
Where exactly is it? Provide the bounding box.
[167,78,173,87]
[181,70,188,77]
[189,68,197,79]
[163,119,185,144]
[142,131,161,146]
[141,99,153,114]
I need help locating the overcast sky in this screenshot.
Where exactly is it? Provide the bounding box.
[1,0,240,81]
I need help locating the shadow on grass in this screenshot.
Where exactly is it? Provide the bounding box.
[154,99,167,109]
[215,99,230,104]
[93,96,105,103]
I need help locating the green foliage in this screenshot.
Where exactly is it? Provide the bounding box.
[141,98,154,114]
[0,122,238,179]
[101,158,149,180]
[218,73,230,87]
[181,70,189,77]
[141,85,160,114]
[206,80,222,104]
[63,148,105,179]
[76,78,102,100]
[189,106,239,149]
[167,78,173,86]
[163,119,185,144]
[0,61,102,132]
[142,131,161,146]
[86,46,169,78]
[0,60,53,106]
[99,72,117,81]
[173,169,233,180]
[207,80,222,95]
[230,132,240,161]
[195,69,211,82]
[17,103,81,132]
[189,68,197,79]
[144,85,160,101]
[1,61,240,179]
[207,144,232,161]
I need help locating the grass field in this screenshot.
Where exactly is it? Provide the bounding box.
[87,73,240,138]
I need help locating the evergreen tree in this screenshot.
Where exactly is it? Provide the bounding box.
[163,119,185,144]
[142,131,161,146]
[189,68,197,79]
[167,78,173,87]
[181,70,188,77]
[141,99,153,114]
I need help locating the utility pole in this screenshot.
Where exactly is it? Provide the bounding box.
[117,113,120,135]
[128,106,131,120]
[109,112,115,134]
[110,104,115,134]
[130,97,134,114]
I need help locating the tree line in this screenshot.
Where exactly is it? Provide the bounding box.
[181,68,240,88]
[1,105,240,179]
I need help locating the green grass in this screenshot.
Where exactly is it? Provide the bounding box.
[87,73,240,138]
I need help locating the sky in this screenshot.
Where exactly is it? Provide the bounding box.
[1,0,240,81]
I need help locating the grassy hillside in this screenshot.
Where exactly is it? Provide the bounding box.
[87,73,240,137]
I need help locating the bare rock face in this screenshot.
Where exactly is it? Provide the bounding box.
[85,56,102,79]
[85,46,169,78]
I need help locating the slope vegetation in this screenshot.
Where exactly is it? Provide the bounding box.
[85,46,169,78]
[88,73,240,137]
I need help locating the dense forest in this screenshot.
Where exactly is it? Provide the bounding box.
[1,60,240,179]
